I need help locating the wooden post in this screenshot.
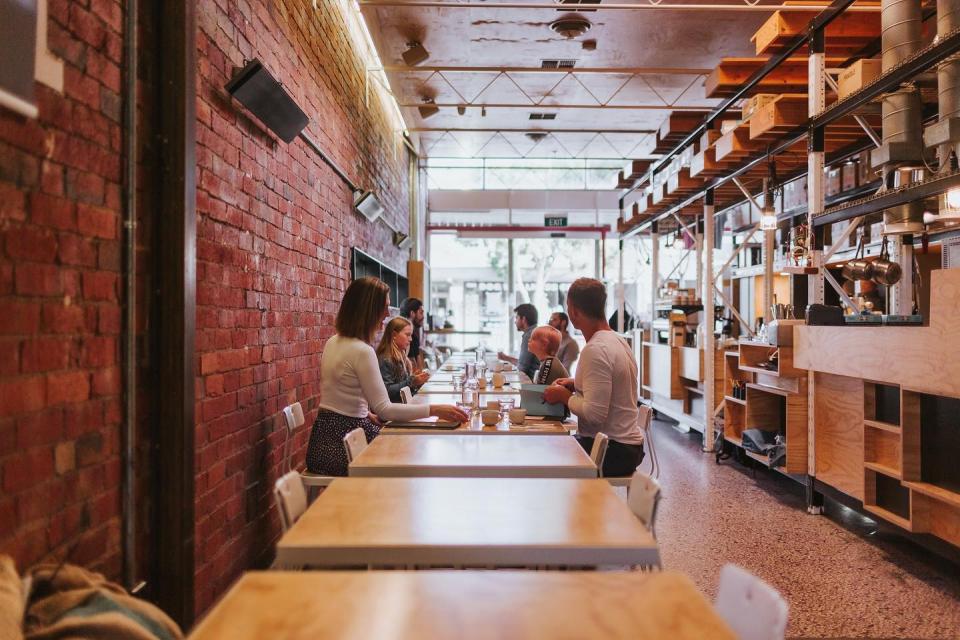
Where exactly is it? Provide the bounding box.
[703,191,716,451]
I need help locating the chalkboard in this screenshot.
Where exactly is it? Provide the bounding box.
[0,0,37,117]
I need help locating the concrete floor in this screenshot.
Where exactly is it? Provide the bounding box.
[643,418,960,639]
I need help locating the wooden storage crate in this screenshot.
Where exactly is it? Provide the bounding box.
[752,5,880,56]
[749,95,807,141]
[838,58,882,100]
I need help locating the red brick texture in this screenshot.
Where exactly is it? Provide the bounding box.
[0,0,124,577]
[191,0,410,615]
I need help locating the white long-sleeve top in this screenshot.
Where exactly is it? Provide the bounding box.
[317,335,430,421]
[568,330,644,446]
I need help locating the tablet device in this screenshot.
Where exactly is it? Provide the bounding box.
[519,384,566,420]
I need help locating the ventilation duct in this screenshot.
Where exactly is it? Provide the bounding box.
[872,0,925,234]
[924,0,960,222]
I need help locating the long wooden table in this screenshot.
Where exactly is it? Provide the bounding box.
[418,380,521,395]
[349,434,595,478]
[274,477,660,568]
[189,571,733,639]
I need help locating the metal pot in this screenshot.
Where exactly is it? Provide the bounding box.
[871,239,902,286]
[842,258,875,282]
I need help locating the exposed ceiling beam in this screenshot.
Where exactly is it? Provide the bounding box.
[382,66,712,75]
[409,127,656,133]
[401,102,713,110]
[359,1,880,10]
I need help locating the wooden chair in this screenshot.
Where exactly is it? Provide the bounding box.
[589,433,609,477]
[343,427,368,464]
[627,470,662,536]
[714,564,788,640]
[400,386,413,403]
[282,402,333,496]
[606,406,654,487]
[273,470,308,533]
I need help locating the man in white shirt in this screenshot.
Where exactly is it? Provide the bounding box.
[543,278,644,476]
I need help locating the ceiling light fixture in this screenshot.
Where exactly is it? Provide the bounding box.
[481,106,487,117]
[550,15,592,39]
[457,104,466,115]
[402,41,430,66]
[418,97,439,119]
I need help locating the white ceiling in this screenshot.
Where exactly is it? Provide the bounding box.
[360,0,772,159]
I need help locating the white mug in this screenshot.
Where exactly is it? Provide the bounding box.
[491,372,506,388]
[480,409,500,426]
[477,376,487,389]
[508,408,527,425]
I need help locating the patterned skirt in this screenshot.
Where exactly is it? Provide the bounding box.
[306,410,380,476]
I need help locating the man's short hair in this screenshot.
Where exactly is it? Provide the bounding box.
[399,297,423,318]
[513,303,538,326]
[533,326,561,356]
[567,278,606,320]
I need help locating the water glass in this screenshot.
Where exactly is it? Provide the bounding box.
[452,374,464,392]
[464,362,476,380]
[498,397,515,415]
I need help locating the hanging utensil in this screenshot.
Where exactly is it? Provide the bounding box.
[842,232,875,282]
[871,237,902,286]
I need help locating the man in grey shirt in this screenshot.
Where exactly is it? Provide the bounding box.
[549,311,580,372]
[497,303,540,380]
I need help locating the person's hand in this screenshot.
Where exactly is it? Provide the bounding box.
[497,351,508,361]
[543,385,573,406]
[431,404,470,424]
[367,412,383,427]
[413,371,430,386]
[552,377,576,391]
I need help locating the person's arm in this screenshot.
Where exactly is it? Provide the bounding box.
[567,346,613,426]
[497,351,519,365]
[378,358,410,404]
[561,340,579,371]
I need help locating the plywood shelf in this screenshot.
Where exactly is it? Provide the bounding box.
[904,481,960,510]
[864,461,901,479]
[864,419,899,433]
[725,395,746,406]
[746,382,791,397]
[864,504,914,531]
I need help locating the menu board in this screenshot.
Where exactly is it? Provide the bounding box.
[0,0,38,118]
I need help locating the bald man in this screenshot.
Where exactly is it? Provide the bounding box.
[527,325,570,385]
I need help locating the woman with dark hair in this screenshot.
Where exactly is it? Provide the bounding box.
[376,316,429,402]
[306,277,468,476]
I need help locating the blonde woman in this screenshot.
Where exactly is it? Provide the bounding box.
[306,277,468,475]
[376,317,430,403]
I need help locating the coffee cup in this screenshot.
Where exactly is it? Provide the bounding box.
[477,376,487,389]
[508,408,527,425]
[480,409,500,426]
[491,372,506,388]
[486,400,499,410]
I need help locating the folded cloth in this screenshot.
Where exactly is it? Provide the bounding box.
[22,562,182,640]
[0,555,24,640]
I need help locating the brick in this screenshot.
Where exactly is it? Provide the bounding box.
[0,340,19,376]
[41,301,85,334]
[58,233,98,267]
[54,441,76,475]
[0,182,26,221]
[15,263,62,296]
[97,240,120,271]
[0,499,14,538]
[77,203,116,239]
[47,370,90,405]
[91,366,119,396]
[20,337,71,373]
[82,271,117,301]
[76,432,104,467]
[5,226,58,262]
[68,5,106,50]
[0,301,40,335]
[98,306,120,334]
[0,376,46,417]
[2,447,54,493]
[82,336,115,368]
[30,192,75,230]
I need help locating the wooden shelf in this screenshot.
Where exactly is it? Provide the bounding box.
[725,395,746,406]
[724,351,740,359]
[746,382,791,397]
[739,364,782,377]
[903,481,960,509]
[864,419,899,433]
[863,504,914,531]
[743,448,773,467]
[778,265,819,275]
[684,385,704,395]
[725,434,743,447]
[864,461,901,480]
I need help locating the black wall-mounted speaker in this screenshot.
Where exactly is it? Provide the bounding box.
[225,59,308,143]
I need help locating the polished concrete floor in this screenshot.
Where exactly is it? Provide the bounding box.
[644,418,960,639]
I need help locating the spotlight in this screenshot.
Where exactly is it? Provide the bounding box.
[418,98,439,119]
[457,104,466,116]
[481,106,487,117]
[402,41,430,66]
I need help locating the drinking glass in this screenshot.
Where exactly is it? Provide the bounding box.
[498,397,515,415]
[452,374,464,392]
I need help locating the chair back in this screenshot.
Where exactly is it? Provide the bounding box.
[400,386,413,404]
[589,433,609,476]
[343,428,369,464]
[273,471,308,533]
[627,470,662,532]
[714,564,788,640]
[281,402,306,473]
[638,403,653,432]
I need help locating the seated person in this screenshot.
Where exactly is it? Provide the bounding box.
[543,278,645,477]
[376,317,430,403]
[497,303,540,380]
[527,325,569,385]
[549,311,580,372]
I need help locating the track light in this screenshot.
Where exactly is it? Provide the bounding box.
[457,105,466,116]
[481,106,487,117]
[418,98,439,119]
[402,41,430,66]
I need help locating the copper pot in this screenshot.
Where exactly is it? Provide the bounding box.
[842,258,875,282]
[871,239,902,286]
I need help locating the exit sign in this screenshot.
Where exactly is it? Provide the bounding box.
[544,215,568,228]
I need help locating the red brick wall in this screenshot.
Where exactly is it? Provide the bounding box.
[0,0,125,576]
[192,0,410,614]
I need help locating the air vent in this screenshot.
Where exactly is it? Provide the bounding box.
[541,59,577,69]
[557,0,601,11]
[529,113,557,120]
